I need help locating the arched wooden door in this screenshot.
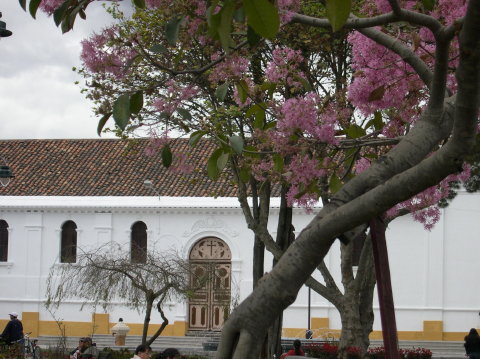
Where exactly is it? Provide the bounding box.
[189,237,231,331]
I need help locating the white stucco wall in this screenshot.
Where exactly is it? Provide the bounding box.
[0,192,479,336]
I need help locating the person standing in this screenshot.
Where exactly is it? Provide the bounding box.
[0,312,24,345]
[160,348,181,359]
[281,339,305,358]
[70,337,98,359]
[131,344,152,359]
[464,328,480,359]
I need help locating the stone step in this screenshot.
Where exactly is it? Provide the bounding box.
[37,335,467,359]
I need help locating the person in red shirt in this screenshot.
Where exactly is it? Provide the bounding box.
[281,339,305,358]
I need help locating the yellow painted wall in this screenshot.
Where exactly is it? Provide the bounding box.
[3,313,471,341]
[12,311,187,338]
[283,317,469,341]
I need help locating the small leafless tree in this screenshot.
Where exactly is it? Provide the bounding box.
[45,243,198,346]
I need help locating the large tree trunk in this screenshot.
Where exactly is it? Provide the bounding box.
[338,233,376,356]
[267,187,294,359]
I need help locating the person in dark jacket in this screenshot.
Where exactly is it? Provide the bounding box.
[464,328,480,359]
[0,312,24,345]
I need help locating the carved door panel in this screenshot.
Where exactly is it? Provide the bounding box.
[189,237,231,331]
[211,263,231,330]
[189,263,210,330]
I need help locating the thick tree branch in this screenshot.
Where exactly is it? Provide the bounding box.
[356,27,433,88]
[291,11,442,34]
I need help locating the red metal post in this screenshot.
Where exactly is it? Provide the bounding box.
[370,217,400,359]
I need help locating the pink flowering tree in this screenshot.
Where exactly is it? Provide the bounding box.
[19,0,480,358]
[71,4,381,354]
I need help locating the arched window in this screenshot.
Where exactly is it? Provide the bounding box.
[0,220,9,262]
[131,221,147,263]
[61,220,77,263]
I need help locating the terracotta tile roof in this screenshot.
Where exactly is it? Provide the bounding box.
[0,138,238,197]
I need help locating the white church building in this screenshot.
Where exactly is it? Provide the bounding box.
[0,139,478,342]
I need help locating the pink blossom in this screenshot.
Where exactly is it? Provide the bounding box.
[80,26,137,79]
[145,0,164,8]
[145,130,170,156]
[277,0,301,23]
[168,152,195,174]
[265,47,306,89]
[153,80,199,115]
[354,158,371,174]
[277,93,338,145]
[39,0,64,15]
[209,54,249,84]
[387,163,472,230]
[233,78,253,107]
[284,154,326,208]
[252,160,274,182]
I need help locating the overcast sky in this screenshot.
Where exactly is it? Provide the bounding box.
[0,1,132,139]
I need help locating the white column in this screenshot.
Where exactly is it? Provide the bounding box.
[23,211,43,312]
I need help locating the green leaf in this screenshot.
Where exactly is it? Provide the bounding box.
[368,85,385,102]
[178,122,190,133]
[247,25,261,47]
[149,44,168,54]
[189,130,207,147]
[346,124,366,139]
[264,120,276,130]
[233,7,245,22]
[53,0,71,27]
[422,0,436,11]
[253,109,266,129]
[132,0,146,8]
[329,174,343,194]
[177,108,192,121]
[207,148,224,180]
[239,167,251,183]
[217,152,230,172]
[215,82,229,102]
[326,0,351,32]
[113,94,131,131]
[165,16,182,46]
[236,80,248,104]
[229,135,244,154]
[243,0,279,39]
[373,111,384,131]
[162,144,173,168]
[97,112,112,137]
[245,103,260,118]
[130,91,143,114]
[246,103,266,129]
[272,154,284,172]
[19,0,27,11]
[29,0,42,18]
[207,4,221,39]
[297,76,312,92]
[218,0,235,51]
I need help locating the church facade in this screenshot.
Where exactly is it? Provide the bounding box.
[0,139,478,341]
